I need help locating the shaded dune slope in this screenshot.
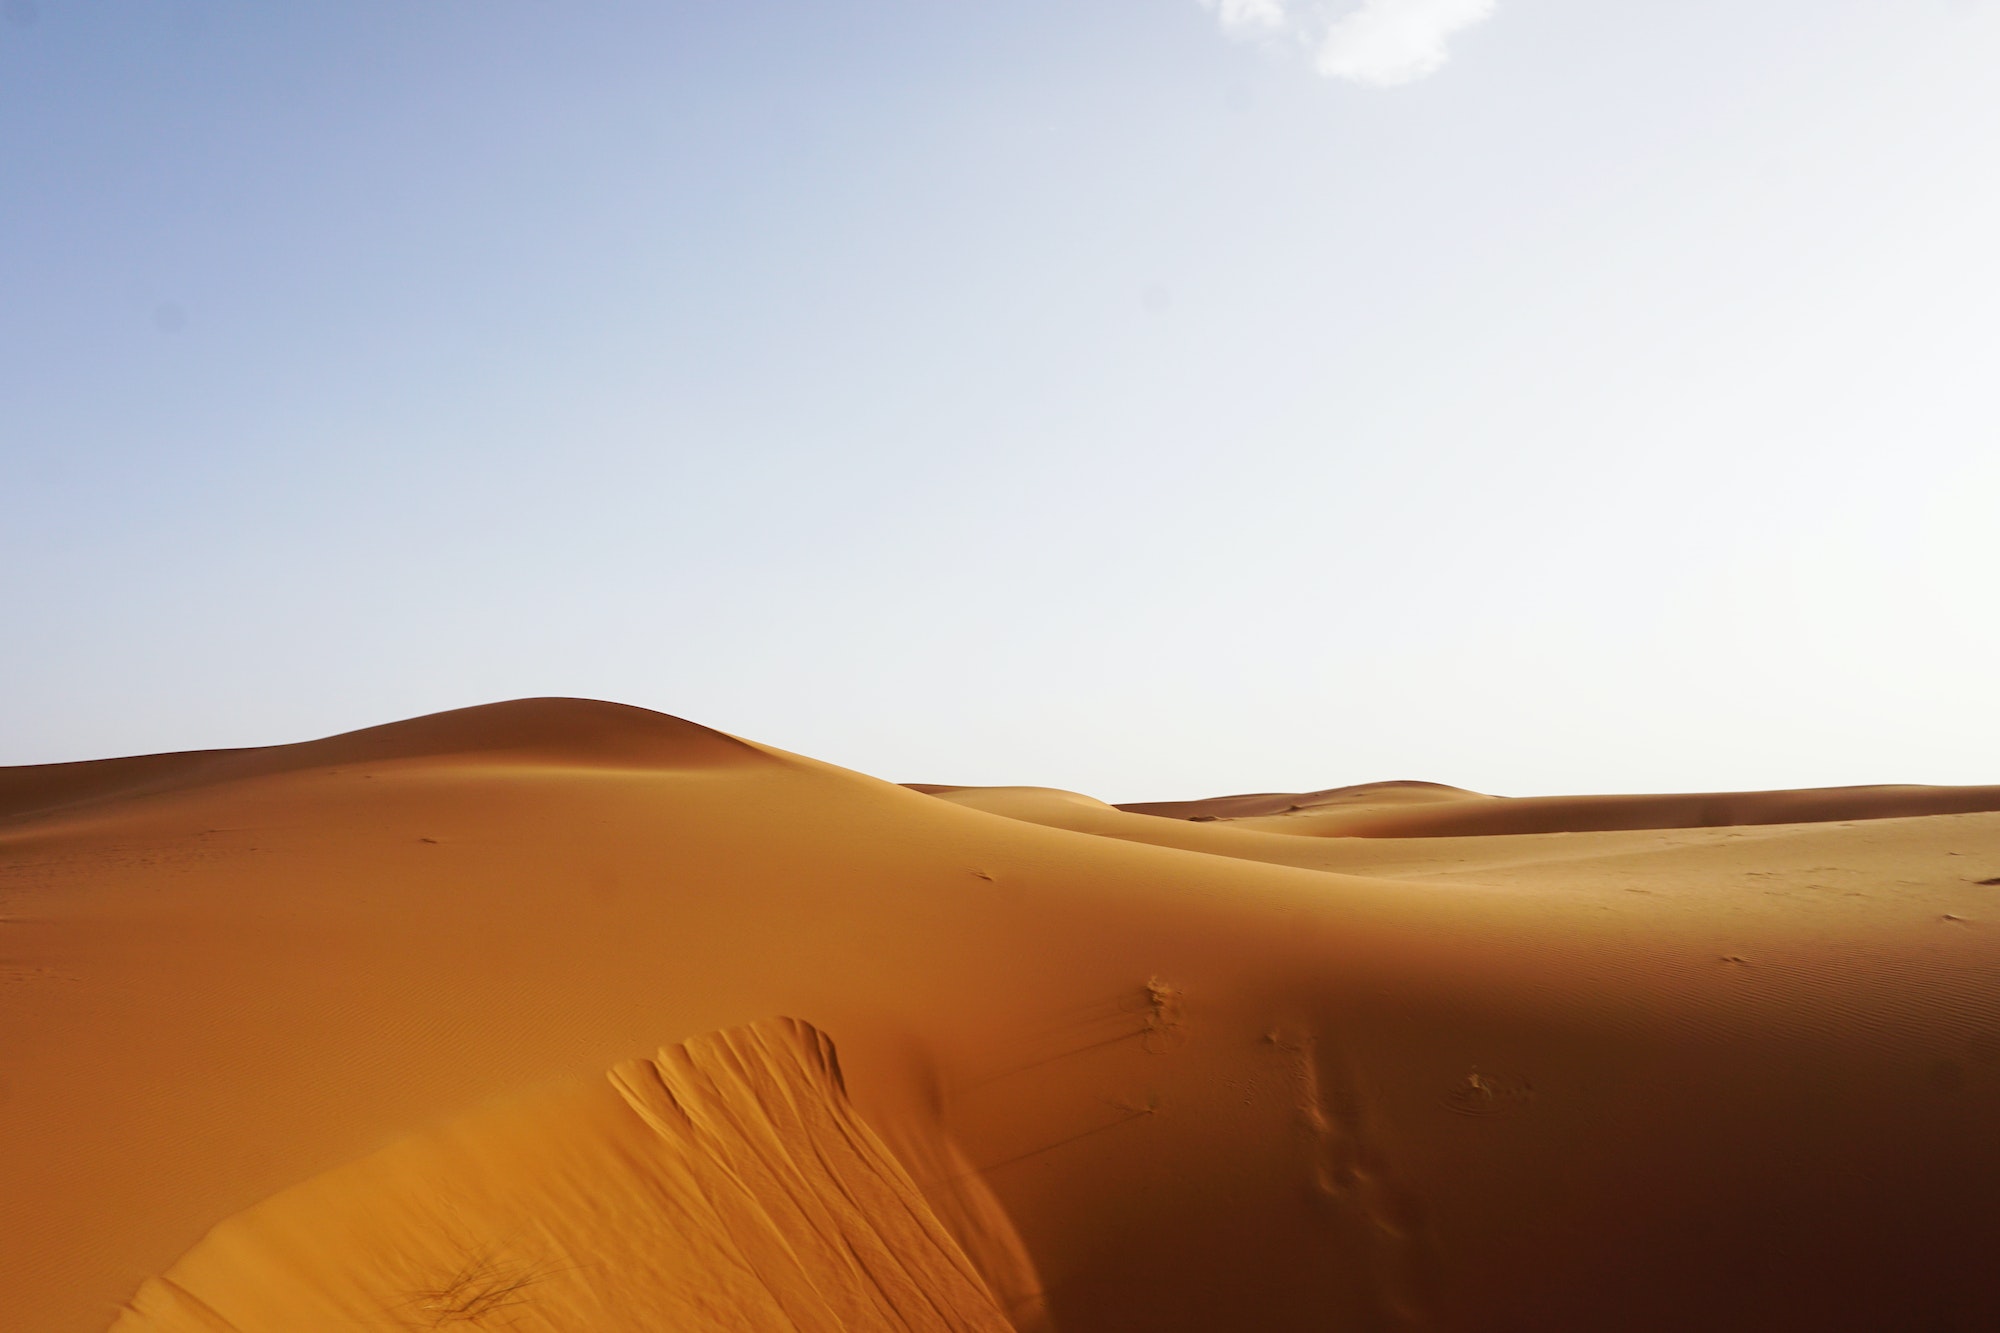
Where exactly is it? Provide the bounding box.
[0,698,767,825]
[113,1019,1016,1333]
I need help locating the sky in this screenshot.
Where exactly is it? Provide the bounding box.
[4,0,1999,801]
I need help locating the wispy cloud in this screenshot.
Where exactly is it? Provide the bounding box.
[1201,0,1497,87]
[1207,0,1288,31]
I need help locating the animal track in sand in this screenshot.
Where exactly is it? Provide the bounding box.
[1140,976,1187,1053]
[1266,1026,1440,1318]
[1440,1068,1534,1119]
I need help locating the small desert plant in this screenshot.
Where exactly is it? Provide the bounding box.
[398,1251,540,1329]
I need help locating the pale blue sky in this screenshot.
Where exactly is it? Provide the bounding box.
[5,1,1998,800]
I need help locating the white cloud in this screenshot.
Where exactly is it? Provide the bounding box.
[1315,0,1496,85]
[1200,0,1497,86]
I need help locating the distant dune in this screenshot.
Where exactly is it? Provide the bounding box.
[1117,778,2000,837]
[6,699,2000,1330]
[1116,778,1483,822]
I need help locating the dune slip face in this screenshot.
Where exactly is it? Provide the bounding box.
[111,1019,1016,1333]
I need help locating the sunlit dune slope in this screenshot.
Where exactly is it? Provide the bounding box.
[113,1018,1012,1333]
[7,699,2000,1332]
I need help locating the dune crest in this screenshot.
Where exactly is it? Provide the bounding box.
[0,698,767,825]
[111,1018,1021,1333]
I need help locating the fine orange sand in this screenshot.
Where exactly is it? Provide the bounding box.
[5,699,2000,1331]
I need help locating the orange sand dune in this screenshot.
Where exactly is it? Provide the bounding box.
[0,699,757,826]
[1114,779,1482,822]
[6,698,2000,1331]
[1115,779,2000,836]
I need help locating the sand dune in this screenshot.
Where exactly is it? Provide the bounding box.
[1116,778,2000,837]
[6,699,2000,1330]
[1115,779,1483,822]
[0,699,760,826]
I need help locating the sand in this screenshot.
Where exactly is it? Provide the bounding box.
[5,698,2000,1330]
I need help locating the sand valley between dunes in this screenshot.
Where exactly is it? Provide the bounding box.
[5,698,2000,1331]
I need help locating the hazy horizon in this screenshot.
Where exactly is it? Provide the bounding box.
[6,0,1999,803]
